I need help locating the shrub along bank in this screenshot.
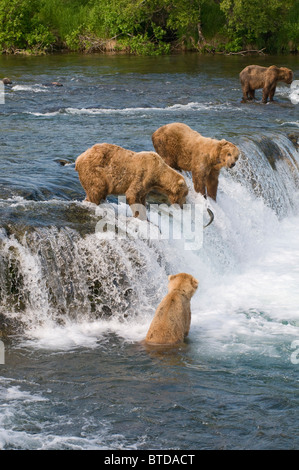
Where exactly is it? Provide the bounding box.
[0,0,298,55]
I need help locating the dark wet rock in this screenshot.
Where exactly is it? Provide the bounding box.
[0,201,100,237]
[43,82,63,87]
[257,136,289,170]
[0,313,23,339]
[54,158,72,166]
[287,133,299,149]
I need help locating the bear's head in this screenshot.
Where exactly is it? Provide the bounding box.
[279,67,293,85]
[168,177,188,207]
[214,140,240,170]
[168,273,199,298]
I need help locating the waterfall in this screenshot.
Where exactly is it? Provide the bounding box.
[0,132,298,335]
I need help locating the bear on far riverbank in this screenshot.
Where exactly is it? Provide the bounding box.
[239,65,293,103]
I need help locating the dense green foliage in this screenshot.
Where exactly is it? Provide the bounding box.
[0,0,298,54]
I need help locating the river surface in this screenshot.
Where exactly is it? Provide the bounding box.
[0,53,299,450]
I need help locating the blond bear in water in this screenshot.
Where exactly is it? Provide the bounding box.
[145,273,199,346]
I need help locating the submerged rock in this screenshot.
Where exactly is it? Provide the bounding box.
[0,313,22,339]
[257,136,287,170]
[43,82,63,87]
[54,158,72,166]
[2,78,12,85]
[287,133,299,149]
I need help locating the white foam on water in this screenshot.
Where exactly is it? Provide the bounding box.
[1,134,299,362]
[12,84,48,93]
[19,317,148,351]
[0,377,140,450]
[16,177,299,360]
[290,80,299,105]
[191,217,299,358]
[64,102,214,115]
[277,80,299,105]
[0,380,47,450]
[27,111,60,117]
[0,393,131,450]
[26,101,241,117]
[281,121,299,128]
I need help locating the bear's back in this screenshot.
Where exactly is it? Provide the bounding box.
[76,143,135,172]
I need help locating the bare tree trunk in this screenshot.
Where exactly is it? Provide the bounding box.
[197,5,205,45]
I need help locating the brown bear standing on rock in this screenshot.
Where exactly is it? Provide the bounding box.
[144,273,199,346]
[152,122,239,201]
[75,143,188,216]
[239,65,293,103]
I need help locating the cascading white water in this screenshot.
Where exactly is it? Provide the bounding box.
[0,132,299,354]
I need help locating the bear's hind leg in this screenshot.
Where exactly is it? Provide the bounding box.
[262,86,271,103]
[248,88,255,100]
[241,84,250,102]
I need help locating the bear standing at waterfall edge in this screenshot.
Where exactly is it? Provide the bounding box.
[239,65,293,103]
[144,273,199,346]
[152,122,239,201]
[75,143,188,215]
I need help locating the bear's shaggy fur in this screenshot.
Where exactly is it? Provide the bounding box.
[75,143,188,213]
[152,122,239,200]
[239,65,293,103]
[144,273,199,346]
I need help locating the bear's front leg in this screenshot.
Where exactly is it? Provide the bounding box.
[191,167,207,196]
[268,85,276,102]
[126,189,147,219]
[206,169,220,201]
[85,185,108,205]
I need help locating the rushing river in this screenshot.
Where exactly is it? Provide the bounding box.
[0,53,299,450]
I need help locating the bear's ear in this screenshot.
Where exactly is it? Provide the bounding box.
[168,274,176,281]
[178,178,185,185]
[214,140,227,161]
[191,278,199,289]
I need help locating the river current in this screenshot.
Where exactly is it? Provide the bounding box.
[0,53,299,450]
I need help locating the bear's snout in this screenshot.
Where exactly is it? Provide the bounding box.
[172,194,187,208]
[179,196,187,207]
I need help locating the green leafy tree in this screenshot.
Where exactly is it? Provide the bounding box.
[0,0,296,54]
[220,0,295,51]
[0,0,54,52]
[87,0,206,52]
